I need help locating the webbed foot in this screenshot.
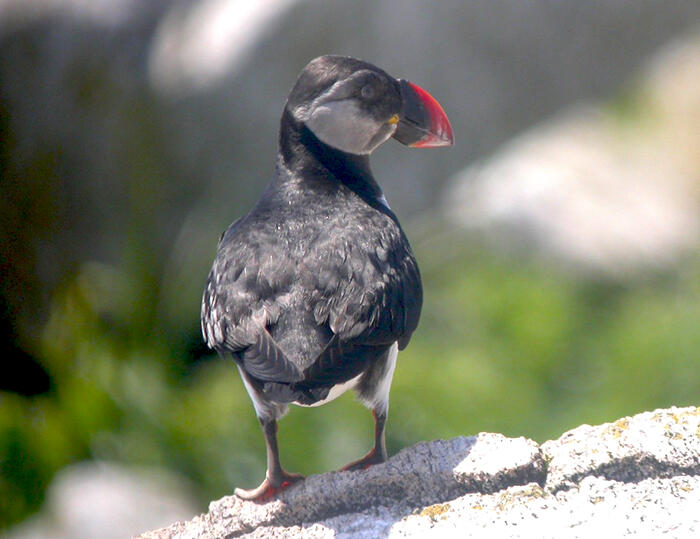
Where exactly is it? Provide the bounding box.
[234,471,304,501]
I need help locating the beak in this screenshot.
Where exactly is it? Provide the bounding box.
[393,79,454,148]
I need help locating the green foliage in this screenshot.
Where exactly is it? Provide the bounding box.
[1,236,698,529]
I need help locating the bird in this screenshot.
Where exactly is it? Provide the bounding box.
[201,55,453,500]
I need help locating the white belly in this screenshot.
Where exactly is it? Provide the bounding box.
[293,372,363,407]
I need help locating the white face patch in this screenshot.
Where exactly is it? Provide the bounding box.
[305,99,397,155]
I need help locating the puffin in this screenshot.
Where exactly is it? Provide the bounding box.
[201,55,453,500]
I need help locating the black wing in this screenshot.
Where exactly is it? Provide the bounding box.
[201,205,422,396]
[201,218,305,383]
[300,208,422,384]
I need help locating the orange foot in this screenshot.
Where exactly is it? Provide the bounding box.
[234,472,304,501]
[340,448,385,472]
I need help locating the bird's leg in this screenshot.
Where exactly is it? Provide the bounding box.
[341,408,387,471]
[235,418,304,501]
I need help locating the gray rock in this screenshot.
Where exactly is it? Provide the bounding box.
[543,407,700,492]
[139,406,700,538]
[442,29,700,276]
[5,462,198,539]
[387,475,700,538]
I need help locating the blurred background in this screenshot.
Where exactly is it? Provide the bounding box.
[1,0,699,536]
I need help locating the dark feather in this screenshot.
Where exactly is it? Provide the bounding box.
[240,330,304,383]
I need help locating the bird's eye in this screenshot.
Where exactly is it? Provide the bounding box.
[360,84,376,100]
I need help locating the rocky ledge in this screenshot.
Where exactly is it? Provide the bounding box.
[140,406,699,538]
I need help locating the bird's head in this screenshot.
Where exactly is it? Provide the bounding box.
[285,55,454,155]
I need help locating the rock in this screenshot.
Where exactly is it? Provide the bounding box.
[5,462,199,539]
[442,29,700,276]
[140,406,699,538]
[543,407,700,492]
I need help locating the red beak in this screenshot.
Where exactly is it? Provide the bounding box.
[393,80,454,148]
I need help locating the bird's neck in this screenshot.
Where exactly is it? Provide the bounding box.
[278,109,386,207]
